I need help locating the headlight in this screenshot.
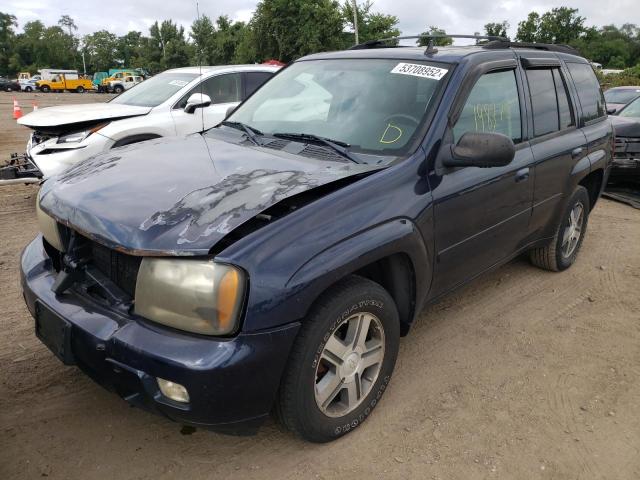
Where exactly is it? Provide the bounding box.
[36,194,65,251]
[134,258,245,335]
[57,123,108,144]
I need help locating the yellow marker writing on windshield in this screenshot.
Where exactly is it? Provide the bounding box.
[379,123,403,144]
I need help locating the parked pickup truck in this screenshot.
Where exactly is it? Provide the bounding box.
[36,74,94,93]
[108,74,143,94]
[23,37,612,443]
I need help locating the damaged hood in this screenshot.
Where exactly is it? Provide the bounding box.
[39,134,381,255]
[610,115,640,138]
[18,102,151,130]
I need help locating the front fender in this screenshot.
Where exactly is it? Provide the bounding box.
[286,218,431,326]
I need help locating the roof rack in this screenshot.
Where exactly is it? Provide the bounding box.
[481,40,580,56]
[349,34,508,55]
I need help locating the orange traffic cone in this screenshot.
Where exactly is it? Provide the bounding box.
[12,98,22,119]
[32,102,38,112]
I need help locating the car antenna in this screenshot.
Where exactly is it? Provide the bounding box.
[195,0,205,132]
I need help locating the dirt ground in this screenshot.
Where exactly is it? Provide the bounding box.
[0,91,639,480]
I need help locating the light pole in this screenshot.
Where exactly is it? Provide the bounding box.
[352,0,359,45]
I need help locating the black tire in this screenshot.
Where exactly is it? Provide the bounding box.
[76,86,84,93]
[277,275,400,442]
[5,86,12,92]
[114,85,124,94]
[530,185,590,272]
[25,86,32,92]
[41,85,50,93]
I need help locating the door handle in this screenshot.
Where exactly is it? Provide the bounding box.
[571,147,584,158]
[515,167,530,183]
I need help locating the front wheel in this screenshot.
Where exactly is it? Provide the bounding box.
[277,275,400,442]
[24,86,32,92]
[113,85,124,94]
[40,85,50,93]
[529,185,590,271]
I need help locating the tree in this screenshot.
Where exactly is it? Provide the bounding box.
[516,8,585,44]
[516,12,540,42]
[417,27,453,47]
[147,20,192,71]
[117,31,146,69]
[484,21,509,38]
[83,30,119,72]
[190,15,218,65]
[0,13,17,76]
[248,0,345,62]
[341,1,400,46]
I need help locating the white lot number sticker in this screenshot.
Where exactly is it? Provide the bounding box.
[169,80,188,87]
[391,63,448,80]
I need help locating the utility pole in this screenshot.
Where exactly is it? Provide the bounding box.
[352,0,359,45]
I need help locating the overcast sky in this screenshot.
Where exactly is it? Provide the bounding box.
[4,0,637,42]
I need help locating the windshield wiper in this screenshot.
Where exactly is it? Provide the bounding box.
[220,121,263,146]
[272,132,362,164]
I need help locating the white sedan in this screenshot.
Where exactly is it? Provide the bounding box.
[16,64,279,178]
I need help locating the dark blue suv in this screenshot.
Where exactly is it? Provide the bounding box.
[21,38,612,442]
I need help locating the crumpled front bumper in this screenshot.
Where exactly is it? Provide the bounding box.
[21,235,300,434]
[26,132,114,178]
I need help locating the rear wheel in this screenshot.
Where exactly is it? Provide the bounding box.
[529,185,590,271]
[24,86,32,92]
[277,275,400,442]
[5,86,12,92]
[40,85,50,93]
[113,85,124,94]
[76,86,84,93]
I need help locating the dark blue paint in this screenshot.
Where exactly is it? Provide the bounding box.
[21,45,613,433]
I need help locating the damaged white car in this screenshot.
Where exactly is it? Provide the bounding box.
[2,65,279,184]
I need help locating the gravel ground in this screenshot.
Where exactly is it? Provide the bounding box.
[0,91,639,480]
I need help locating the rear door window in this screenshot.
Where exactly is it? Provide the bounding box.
[453,69,522,143]
[566,63,606,123]
[244,72,273,99]
[527,69,559,137]
[554,69,574,129]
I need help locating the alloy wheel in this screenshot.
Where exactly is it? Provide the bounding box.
[314,312,385,417]
[561,202,584,258]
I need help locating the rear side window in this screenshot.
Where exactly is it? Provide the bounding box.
[244,72,273,99]
[453,70,522,143]
[554,69,574,129]
[566,63,606,123]
[526,68,575,137]
[527,69,558,137]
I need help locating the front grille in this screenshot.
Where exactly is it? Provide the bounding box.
[89,241,142,298]
[43,227,142,299]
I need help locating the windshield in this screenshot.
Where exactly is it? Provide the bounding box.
[605,88,640,105]
[224,59,448,156]
[619,97,640,118]
[110,72,198,107]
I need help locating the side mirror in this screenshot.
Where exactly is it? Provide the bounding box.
[184,93,212,114]
[606,106,617,115]
[225,105,237,119]
[441,132,515,168]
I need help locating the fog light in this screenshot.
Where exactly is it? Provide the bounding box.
[157,378,190,403]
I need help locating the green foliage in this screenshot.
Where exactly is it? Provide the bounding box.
[484,21,509,38]
[1,5,639,78]
[341,1,400,46]
[247,0,345,62]
[598,66,640,90]
[0,12,17,76]
[83,30,118,72]
[417,27,453,47]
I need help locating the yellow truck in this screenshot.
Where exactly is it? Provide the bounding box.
[36,74,94,93]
